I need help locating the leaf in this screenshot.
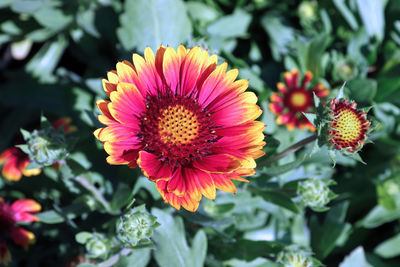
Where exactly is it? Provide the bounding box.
[25,35,68,83]
[117,0,192,51]
[152,208,207,267]
[374,233,400,259]
[310,201,351,259]
[261,12,295,60]
[339,247,372,267]
[186,1,219,23]
[347,79,377,102]
[116,248,151,267]
[357,205,400,229]
[33,7,73,31]
[252,188,300,214]
[227,239,284,261]
[190,230,207,266]
[36,203,87,224]
[333,0,359,30]
[206,10,251,38]
[297,33,331,79]
[75,232,93,244]
[356,0,385,41]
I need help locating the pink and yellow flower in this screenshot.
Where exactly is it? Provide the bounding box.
[269,69,329,131]
[52,117,77,134]
[329,98,371,152]
[0,147,41,181]
[94,45,265,212]
[0,198,41,264]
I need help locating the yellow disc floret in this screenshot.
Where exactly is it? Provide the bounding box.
[158,105,199,145]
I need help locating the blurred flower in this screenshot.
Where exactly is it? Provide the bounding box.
[94,45,265,212]
[0,198,41,263]
[328,98,371,152]
[269,69,329,131]
[62,254,93,267]
[116,205,159,248]
[298,1,318,22]
[298,178,336,212]
[52,117,77,134]
[0,147,41,181]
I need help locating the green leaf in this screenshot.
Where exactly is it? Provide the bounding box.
[75,232,93,244]
[297,33,331,79]
[207,9,251,38]
[311,201,350,259]
[347,79,377,102]
[356,0,385,41]
[36,203,87,224]
[152,208,207,267]
[374,233,400,259]
[117,0,192,51]
[26,35,68,83]
[333,0,359,30]
[10,0,43,14]
[339,247,372,267]
[33,7,73,31]
[261,12,295,60]
[191,230,207,266]
[357,205,400,229]
[227,239,284,261]
[116,248,151,267]
[186,1,219,23]
[252,188,300,214]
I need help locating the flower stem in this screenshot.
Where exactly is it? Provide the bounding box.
[74,176,112,213]
[259,134,318,166]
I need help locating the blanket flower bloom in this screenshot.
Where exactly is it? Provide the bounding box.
[0,198,41,264]
[269,69,329,131]
[94,45,265,212]
[0,148,41,181]
[328,98,370,152]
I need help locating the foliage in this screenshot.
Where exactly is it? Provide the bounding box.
[0,0,400,266]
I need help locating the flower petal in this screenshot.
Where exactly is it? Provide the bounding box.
[11,199,41,214]
[193,154,241,173]
[137,151,172,181]
[10,227,35,247]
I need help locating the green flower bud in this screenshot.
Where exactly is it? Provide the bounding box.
[116,205,159,248]
[277,247,323,267]
[298,179,336,212]
[333,60,358,81]
[85,233,108,258]
[298,1,317,21]
[279,251,312,267]
[19,116,70,167]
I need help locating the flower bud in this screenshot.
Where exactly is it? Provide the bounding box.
[19,117,70,167]
[333,60,357,81]
[116,205,159,248]
[298,179,336,212]
[298,1,317,21]
[277,247,322,267]
[85,234,108,259]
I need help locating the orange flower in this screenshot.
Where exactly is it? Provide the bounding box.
[0,198,41,263]
[329,98,371,152]
[0,147,41,181]
[94,45,265,212]
[269,69,329,131]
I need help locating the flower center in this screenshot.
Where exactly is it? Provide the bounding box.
[139,94,218,167]
[158,105,199,145]
[286,90,311,111]
[331,108,362,143]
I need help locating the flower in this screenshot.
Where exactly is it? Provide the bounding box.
[52,117,77,134]
[269,69,329,131]
[0,242,12,266]
[0,147,41,181]
[328,98,370,152]
[0,198,41,261]
[298,178,336,212]
[94,45,265,212]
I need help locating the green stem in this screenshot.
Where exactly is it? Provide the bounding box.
[74,176,112,213]
[259,134,318,166]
